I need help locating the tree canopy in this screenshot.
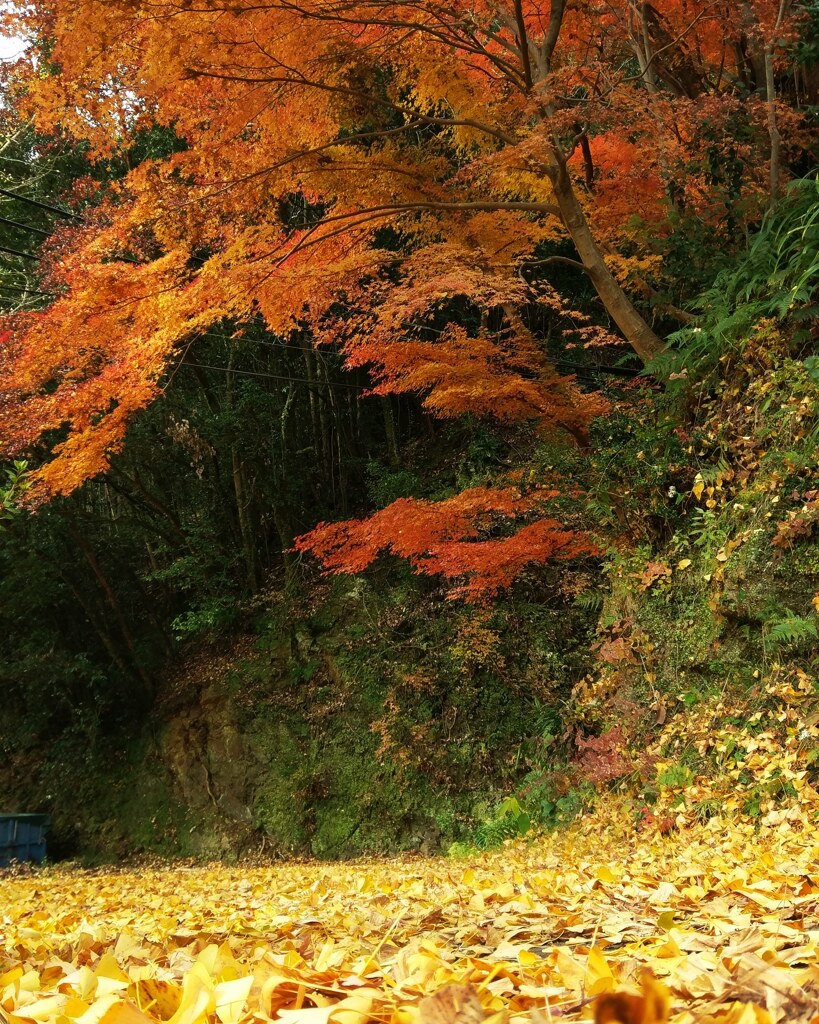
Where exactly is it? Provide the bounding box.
[0,0,814,596]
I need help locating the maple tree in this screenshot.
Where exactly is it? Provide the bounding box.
[0,0,812,596]
[295,485,601,600]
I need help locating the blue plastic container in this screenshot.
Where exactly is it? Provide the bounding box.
[0,813,50,866]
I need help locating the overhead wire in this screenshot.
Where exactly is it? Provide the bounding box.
[0,214,50,237]
[0,243,38,260]
[174,357,627,394]
[179,359,367,390]
[232,329,638,380]
[0,186,82,220]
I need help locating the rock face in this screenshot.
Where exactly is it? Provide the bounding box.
[160,686,255,856]
[165,692,250,818]
[151,627,447,859]
[2,579,558,862]
[153,638,271,857]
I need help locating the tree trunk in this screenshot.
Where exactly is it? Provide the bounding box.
[765,0,792,209]
[381,397,400,467]
[67,523,155,704]
[549,158,667,364]
[225,350,260,593]
[302,345,324,473]
[231,447,260,593]
[60,572,139,690]
[765,46,781,207]
[274,382,298,586]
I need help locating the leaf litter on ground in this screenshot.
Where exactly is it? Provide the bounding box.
[2,810,819,1024]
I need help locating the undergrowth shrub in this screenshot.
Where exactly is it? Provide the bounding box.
[668,174,819,375]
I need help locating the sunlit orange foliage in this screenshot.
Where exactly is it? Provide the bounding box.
[349,323,609,441]
[0,0,800,502]
[0,0,806,633]
[296,486,599,600]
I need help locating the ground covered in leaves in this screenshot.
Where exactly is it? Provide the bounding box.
[3,811,819,1024]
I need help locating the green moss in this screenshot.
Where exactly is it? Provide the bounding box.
[221,567,600,858]
[15,728,192,863]
[250,720,311,852]
[109,735,191,854]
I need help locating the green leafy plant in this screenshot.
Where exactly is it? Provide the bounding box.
[544,784,596,826]
[0,461,30,523]
[449,796,532,855]
[668,176,819,372]
[687,507,729,560]
[764,609,819,651]
[573,590,604,613]
[657,763,694,788]
[473,796,531,849]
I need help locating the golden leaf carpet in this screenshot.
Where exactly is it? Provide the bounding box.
[2,813,818,1024]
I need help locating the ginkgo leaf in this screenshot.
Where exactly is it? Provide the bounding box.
[93,960,129,997]
[135,980,180,1020]
[11,995,66,1021]
[213,978,253,1024]
[585,948,615,997]
[4,798,819,1024]
[165,967,214,1024]
[95,1003,154,1024]
[594,971,670,1024]
[61,969,96,1002]
[277,1007,336,1024]
[75,995,124,1024]
[328,991,376,1024]
[418,985,485,1024]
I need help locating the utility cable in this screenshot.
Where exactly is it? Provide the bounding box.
[0,243,39,261]
[180,359,366,390]
[0,215,50,237]
[0,187,82,221]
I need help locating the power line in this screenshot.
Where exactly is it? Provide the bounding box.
[180,360,366,390]
[234,334,341,356]
[232,329,642,380]
[554,359,641,379]
[0,283,53,296]
[0,243,39,261]
[0,234,141,266]
[0,215,50,237]
[0,187,82,221]
[179,356,625,394]
[0,192,143,263]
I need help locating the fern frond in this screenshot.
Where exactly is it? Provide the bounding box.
[670,175,819,374]
[766,610,819,649]
[573,590,604,612]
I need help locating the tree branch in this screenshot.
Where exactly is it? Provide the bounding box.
[184,67,518,145]
[512,0,533,90]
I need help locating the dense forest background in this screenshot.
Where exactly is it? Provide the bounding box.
[1,0,819,860]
